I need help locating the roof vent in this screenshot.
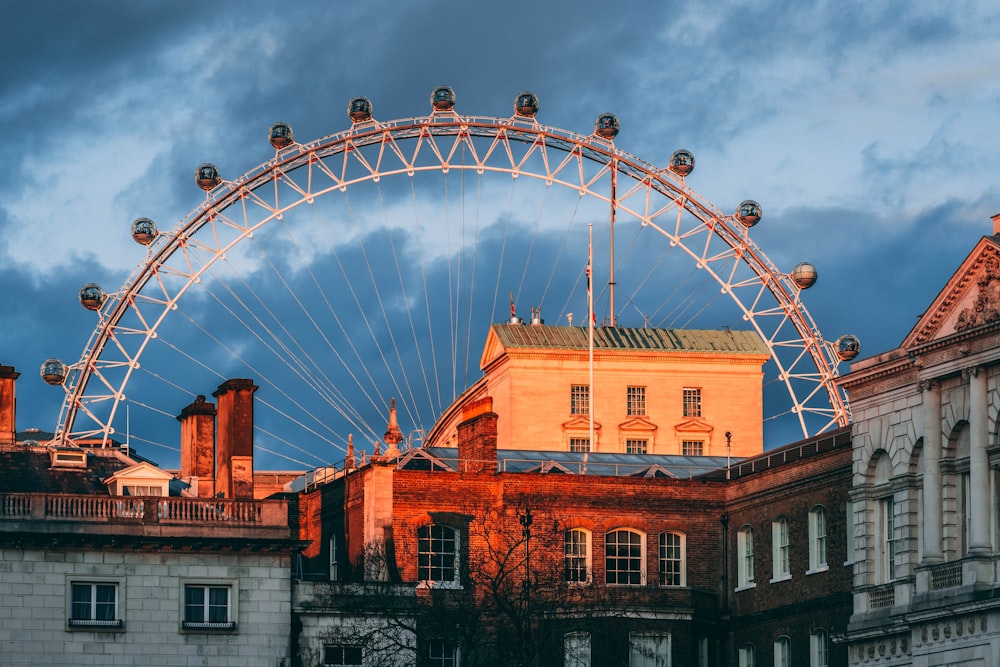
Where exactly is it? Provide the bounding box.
[530,307,544,326]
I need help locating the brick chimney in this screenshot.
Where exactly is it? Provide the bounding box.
[213,379,258,499]
[993,212,1000,236]
[0,365,18,446]
[177,395,217,497]
[456,397,498,473]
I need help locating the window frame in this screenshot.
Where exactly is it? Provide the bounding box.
[770,517,790,582]
[627,385,647,416]
[564,631,592,667]
[180,579,237,632]
[808,506,828,573]
[628,631,671,667]
[809,629,828,667]
[569,437,591,453]
[876,496,896,583]
[773,636,791,667]
[738,644,756,667]
[67,579,123,630]
[658,531,685,587]
[736,525,755,589]
[682,440,704,456]
[564,528,592,584]
[570,384,590,415]
[417,523,461,588]
[626,438,648,455]
[682,387,702,417]
[425,638,460,667]
[605,528,646,586]
[323,644,364,667]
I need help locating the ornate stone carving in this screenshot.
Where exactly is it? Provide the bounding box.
[956,254,1000,331]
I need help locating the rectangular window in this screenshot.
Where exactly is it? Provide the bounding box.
[737,527,755,587]
[418,524,458,584]
[571,384,590,415]
[809,630,828,667]
[564,529,591,583]
[564,632,591,667]
[878,496,896,583]
[738,644,755,667]
[682,388,701,417]
[627,386,646,416]
[569,437,591,453]
[183,584,234,630]
[682,441,703,456]
[329,535,339,581]
[658,532,684,586]
[323,645,363,667]
[771,518,790,580]
[808,507,827,571]
[626,439,648,455]
[774,637,790,667]
[426,639,458,667]
[629,632,670,667]
[70,582,121,628]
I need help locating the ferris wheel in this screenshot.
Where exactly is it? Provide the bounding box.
[41,88,859,469]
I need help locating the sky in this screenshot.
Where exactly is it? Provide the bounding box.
[2,1,1000,469]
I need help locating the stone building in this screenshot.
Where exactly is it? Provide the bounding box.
[841,220,1000,666]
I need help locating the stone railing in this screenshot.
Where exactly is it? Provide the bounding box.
[929,561,963,591]
[0,493,286,528]
[868,583,895,610]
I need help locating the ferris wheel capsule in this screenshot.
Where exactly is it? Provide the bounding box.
[130,217,158,245]
[736,200,762,227]
[594,113,620,139]
[348,97,373,123]
[268,122,294,149]
[195,163,222,191]
[79,283,107,311]
[40,358,68,386]
[514,91,539,117]
[430,86,456,112]
[669,149,695,177]
[835,334,861,361]
[791,262,818,289]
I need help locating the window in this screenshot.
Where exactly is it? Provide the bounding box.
[569,437,591,453]
[565,529,591,583]
[771,517,790,580]
[183,583,234,630]
[629,632,670,667]
[571,384,590,415]
[876,496,896,583]
[808,506,827,571]
[426,639,459,667]
[626,439,648,454]
[330,535,339,581]
[627,386,646,416]
[737,525,755,588]
[564,632,591,667]
[738,644,756,667]
[323,645,363,667]
[658,532,685,586]
[122,485,162,496]
[773,636,790,667]
[418,524,459,585]
[606,529,645,585]
[682,440,703,456]
[809,629,828,667]
[682,388,701,417]
[69,582,121,628]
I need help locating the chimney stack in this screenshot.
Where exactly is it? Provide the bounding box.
[213,379,258,499]
[177,395,217,497]
[456,397,498,473]
[992,212,1000,236]
[0,365,19,446]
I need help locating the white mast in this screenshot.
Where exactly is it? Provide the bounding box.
[586,224,594,473]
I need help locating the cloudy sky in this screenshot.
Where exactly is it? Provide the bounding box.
[3,1,999,468]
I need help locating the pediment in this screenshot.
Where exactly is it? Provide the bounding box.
[618,417,657,433]
[104,461,174,484]
[904,236,1000,347]
[479,326,508,371]
[562,416,602,431]
[673,418,713,435]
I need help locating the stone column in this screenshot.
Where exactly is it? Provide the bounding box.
[921,380,943,563]
[967,366,991,554]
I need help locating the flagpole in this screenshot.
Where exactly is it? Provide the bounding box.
[586,224,594,473]
[609,156,617,327]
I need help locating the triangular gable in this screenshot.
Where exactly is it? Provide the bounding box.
[524,461,575,474]
[104,461,174,485]
[398,448,456,472]
[673,418,714,435]
[903,236,1000,347]
[561,416,603,431]
[628,465,677,479]
[618,417,657,433]
[479,326,508,371]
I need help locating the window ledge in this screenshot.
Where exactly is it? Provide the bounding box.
[843,560,855,567]
[68,619,124,631]
[806,565,829,576]
[769,574,792,584]
[734,583,756,592]
[181,621,237,632]
[416,581,463,590]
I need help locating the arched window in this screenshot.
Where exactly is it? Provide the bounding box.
[809,629,828,667]
[738,643,756,667]
[737,525,755,588]
[771,517,790,580]
[417,524,459,585]
[564,528,592,583]
[563,632,591,667]
[606,529,645,585]
[808,506,827,571]
[658,532,685,586]
[773,636,790,667]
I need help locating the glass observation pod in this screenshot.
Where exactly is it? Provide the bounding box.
[40,358,68,386]
[131,217,158,245]
[195,163,222,191]
[79,283,107,311]
[430,86,456,112]
[836,334,861,361]
[594,113,620,139]
[514,91,539,118]
[736,200,762,227]
[791,262,818,289]
[268,122,294,149]
[348,97,373,123]
[669,149,695,177]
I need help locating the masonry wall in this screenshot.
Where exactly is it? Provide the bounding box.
[0,547,292,667]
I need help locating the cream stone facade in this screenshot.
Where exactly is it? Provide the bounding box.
[424,324,769,458]
[841,229,1000,667]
